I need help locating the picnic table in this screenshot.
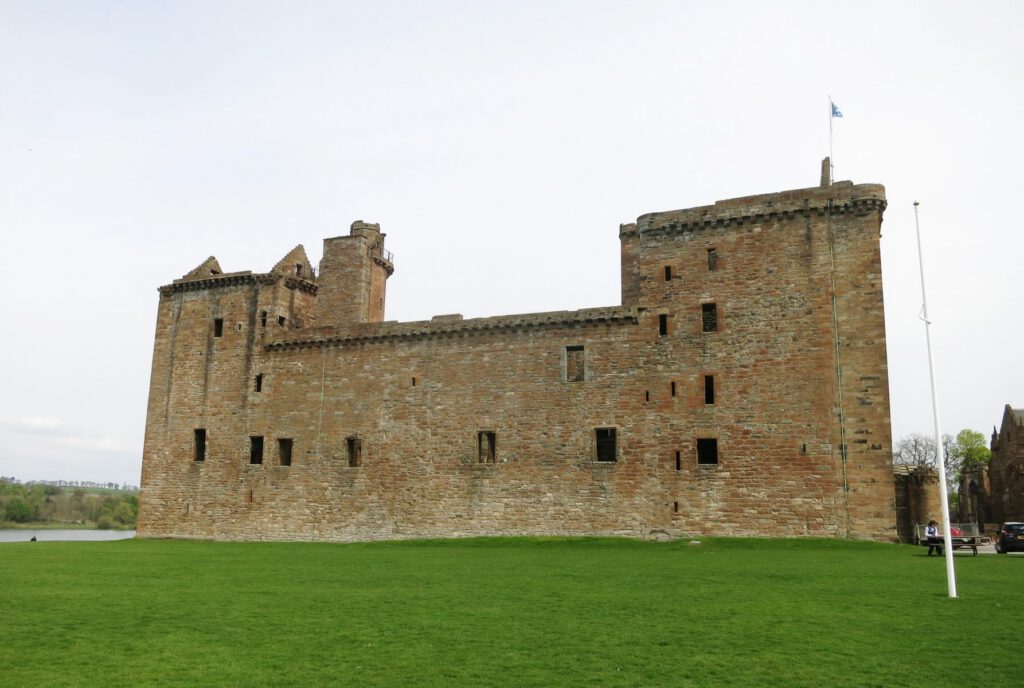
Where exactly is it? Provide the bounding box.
[914,523,991,556]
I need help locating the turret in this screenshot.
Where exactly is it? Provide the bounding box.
[316,221,394,327]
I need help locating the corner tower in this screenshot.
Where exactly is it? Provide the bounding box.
[316,221,395,326]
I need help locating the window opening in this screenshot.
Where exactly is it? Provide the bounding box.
[478,431,496,463]
[347,437,362,467]
[260,311,268,327]
[213,318,224,337]
[664,265,672,281]
[675,451,681,471]
[255,374,263,393]
[295,264,303,276]
[277,316,286,327]
[673,501,679,513]
[658,314,668,336]
[595,428,617,463]
[565,345,585,382]
[707,248,718,271]
[671,381,677,397]
[250,436,264,465]
[278,438,293,466]
[697,438,719,465]
[411,376,417,387]
[645,390,650,402]
[701,303,717,332]
[704,375,715,404]
[194,429,206,462]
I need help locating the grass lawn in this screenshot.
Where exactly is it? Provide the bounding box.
[0,537,1018,687]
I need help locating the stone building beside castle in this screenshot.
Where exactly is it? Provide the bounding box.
[138,161,896,542]
[959,405,1024,528]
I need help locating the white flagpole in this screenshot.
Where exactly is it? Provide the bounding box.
[914,200,957,598]
[828,96,834,179]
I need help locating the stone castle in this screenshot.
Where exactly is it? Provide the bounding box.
[138,160,896,541]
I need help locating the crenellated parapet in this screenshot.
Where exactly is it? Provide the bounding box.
[266,306,638,351]
[636,181,886,236]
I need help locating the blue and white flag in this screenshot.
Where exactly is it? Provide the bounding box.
[831,101,843,118]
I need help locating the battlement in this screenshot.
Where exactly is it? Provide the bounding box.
[636,181,886,235]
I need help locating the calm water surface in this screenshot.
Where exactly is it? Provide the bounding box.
[0,529,135,542]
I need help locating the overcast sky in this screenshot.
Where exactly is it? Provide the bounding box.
[1,1,1021,486]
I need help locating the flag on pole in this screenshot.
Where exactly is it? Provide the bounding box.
[831,101,843,118]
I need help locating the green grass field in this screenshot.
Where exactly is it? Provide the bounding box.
[1,537,1018,687]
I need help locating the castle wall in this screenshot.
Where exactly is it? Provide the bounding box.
[139,172,895,542]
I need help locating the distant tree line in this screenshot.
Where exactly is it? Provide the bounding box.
[0,479,137,529]
[892,428,991,513]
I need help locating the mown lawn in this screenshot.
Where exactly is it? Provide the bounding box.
[0,537,1019,687]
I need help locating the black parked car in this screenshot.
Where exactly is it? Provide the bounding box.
[995,522,1024,554]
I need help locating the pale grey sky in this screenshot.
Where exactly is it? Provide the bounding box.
[1,1,1021,486]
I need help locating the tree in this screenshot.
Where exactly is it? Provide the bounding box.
[4,497,33,523]
[892,433,955,484]
[894,429,992,498]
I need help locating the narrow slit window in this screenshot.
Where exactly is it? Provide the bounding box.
[347,436,362,467]
[701,303,717,332]
[704,375,715,404]
[675,451,681,471]
[255,374,263,393]
[671,381,677,397]
[278,438,293,466]
[565,345,585,382]
[260,311,268,327]
[213,318,224,337]
[595,428,617,463]
[411,376,417,387]
[664,265,672,281]
[658,314,668,336]
[645,390,650,402]
[478,431,496,464]
[707,248,718,271]
[697,438,718,465]
[194,429,206,462]
[249,436,264,465]
[673,501,679,513]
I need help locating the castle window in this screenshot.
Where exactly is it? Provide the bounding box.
[478,431,496,463]
[277,316,286,327]
[347,437,362,467]
[671,381,677,397]
[658,314,668,336]
[194,429,206,462]
[255,374,263,393]
[278,438,293,466]
[295,264,303,276]
[250,436,264,465]
[664,265,672,281]
[565,345,585,382]
[707,248,718,271]
[595,428,617,463]
[697,438,718,465]
[673,501,679,513]
[675,450,681,471]
[645,390,650,402]
[704,375,715,404]
[260,311,268,327]
[213,318,224,337]
[411,376,417,387]
[701,303,717,332]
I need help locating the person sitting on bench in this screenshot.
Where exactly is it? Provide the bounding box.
[925,520,942,556]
